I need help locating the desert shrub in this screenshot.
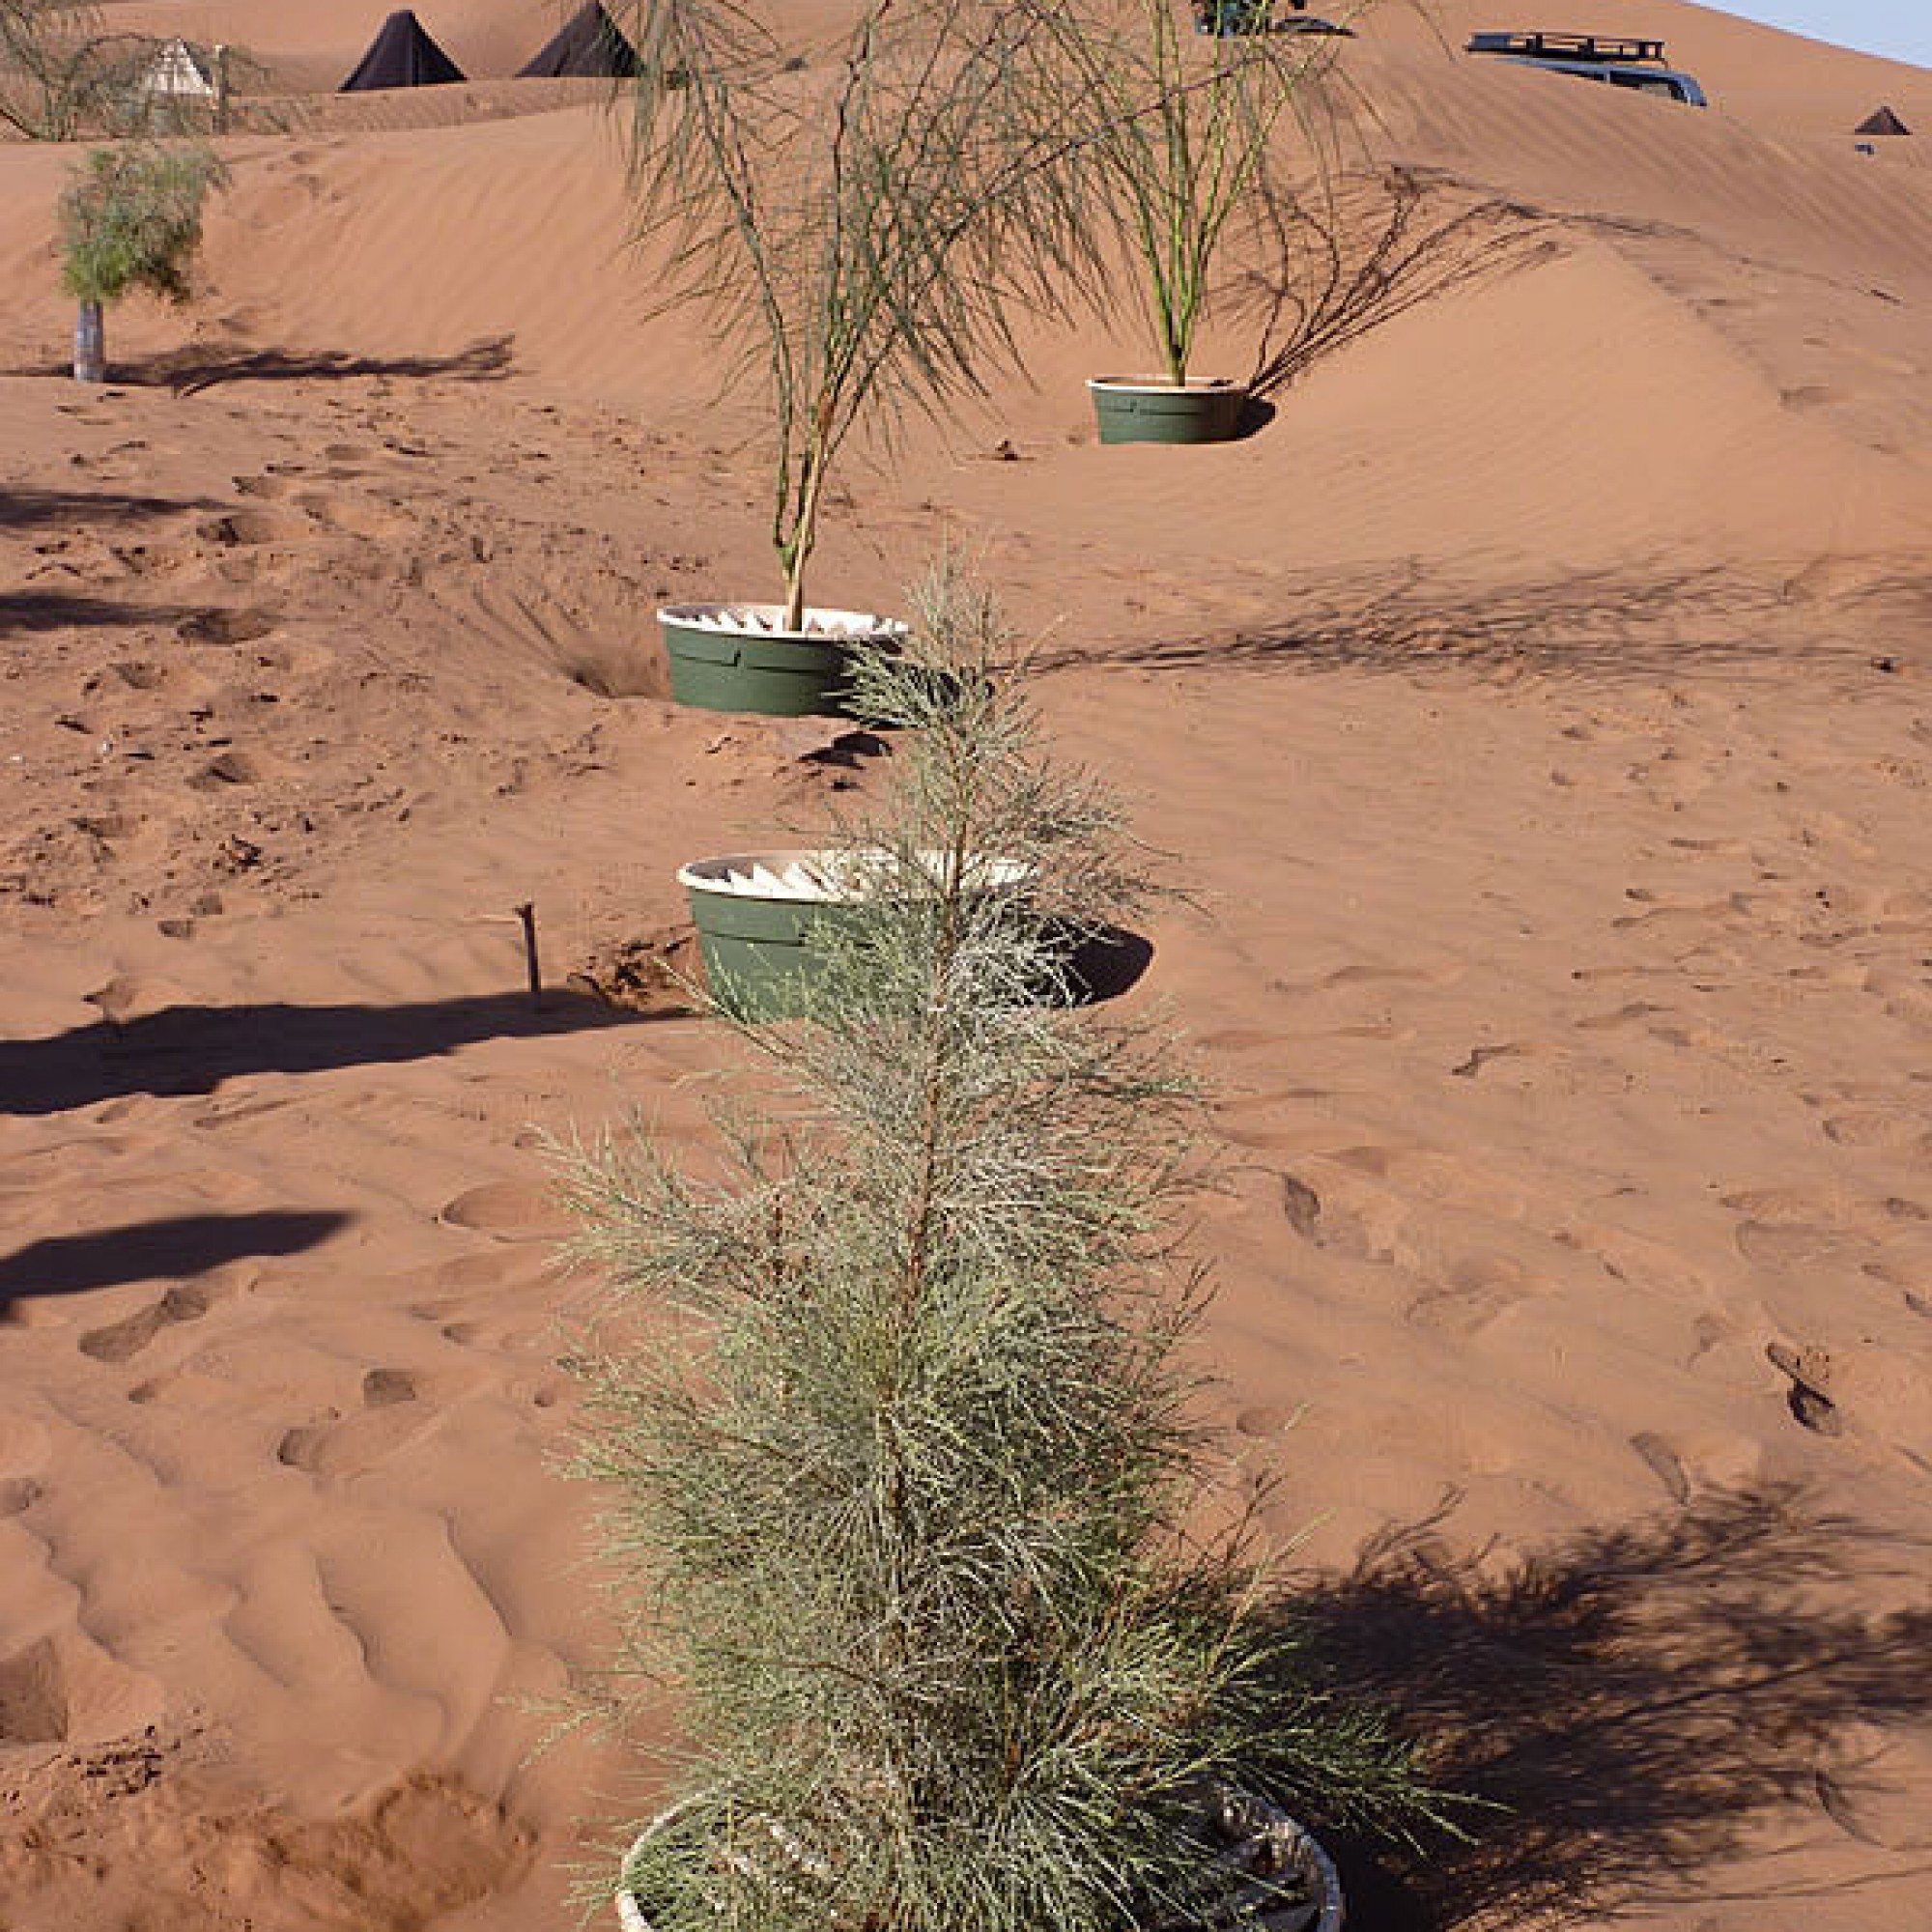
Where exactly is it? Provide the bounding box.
[60,141,225,306]
[561,563,1442,1932]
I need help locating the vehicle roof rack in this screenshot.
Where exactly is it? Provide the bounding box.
[1467,30,1667,64]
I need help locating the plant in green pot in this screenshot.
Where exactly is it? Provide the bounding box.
[612,0,1100,715]
[1052,0,1353,444]
[560,563,1449,1932]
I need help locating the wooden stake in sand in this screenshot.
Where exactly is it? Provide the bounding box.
[515,901,543,1010]
[478,903,545,1009]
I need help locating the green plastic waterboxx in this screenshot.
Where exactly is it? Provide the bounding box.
[1087,378,1247,446]
[681,851,1040,1022]
[659,606,903,717]
[684,879,874,1020]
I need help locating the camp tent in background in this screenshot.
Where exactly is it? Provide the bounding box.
[143,38,215,98]
[518,2,640,76]
[1854,105,1911,136]
[340,10,466,90]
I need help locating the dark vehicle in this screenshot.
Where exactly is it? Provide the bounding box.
[1194,0,1353,38]
[1467,30,1709,105]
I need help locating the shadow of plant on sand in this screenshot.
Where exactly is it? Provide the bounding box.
[106,333,517,395]
[1238,165,1558,401]
[1289,1483,1932,1928]
[1044,560,1903,688]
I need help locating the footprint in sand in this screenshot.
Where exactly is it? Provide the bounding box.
[233,472,299,502]
[296,491,412,542]
[424,1248,532,1293]
[198,508,310,550]
[76,1282,212,1363]
[1233,1404,1296,1438]
[362,1368,417,1408]
[1630,1429,1692,1502]
[176,607,278,647]
[0,1415,51,1487]
[1630,1427,1761,1502]
[1733,1220,1854,1271]
[275,1401,440,1480]
[0,1631,164,1746]
[1821,1108,1929,1151]
[1406,1256,1534,1336]
[438,1182,569,1242]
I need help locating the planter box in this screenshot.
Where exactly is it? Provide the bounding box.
[1088,377,1249,445]
[679,847,1032,1020]
[618,1788,1343,1932]
[658,604,908,717]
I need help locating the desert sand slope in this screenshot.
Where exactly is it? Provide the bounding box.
[3,3,1931,1929]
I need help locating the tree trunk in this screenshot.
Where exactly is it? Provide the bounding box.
[73,300,105,384]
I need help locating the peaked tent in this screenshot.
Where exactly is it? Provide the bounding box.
[518,2,640,76]
[144,37,215,98]
[1854,105,1911,136]
[340,11,466,91]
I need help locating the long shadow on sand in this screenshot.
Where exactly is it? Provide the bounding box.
[0,487,225,532]
[9,336,516,396]
[1242,166,1557,403]
[1049,563,1901,687]
[1290,1484,1932,1927]
[135,334,516,396]
[0,1209,352,1299]
[0,590,212,636]
[1,987,678,1119]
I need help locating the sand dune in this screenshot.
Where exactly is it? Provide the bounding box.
[4,3,1932,1928]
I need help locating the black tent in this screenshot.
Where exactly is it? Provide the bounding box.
[518,3,640,77]
[340,11,467,90]
[1854,105,1911,136]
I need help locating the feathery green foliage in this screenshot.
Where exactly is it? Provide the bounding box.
[1045,0,1358,386]
[563,563,1442,1932]
[609,0,1105,628]
[60,141,225,306]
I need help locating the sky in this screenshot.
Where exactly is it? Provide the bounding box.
[1710,2,1932,69]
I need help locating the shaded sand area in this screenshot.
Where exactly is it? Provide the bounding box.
[4,3,1932,1926]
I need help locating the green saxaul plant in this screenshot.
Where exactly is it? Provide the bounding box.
[1049,0,1359,386]
[611,0,1100,630]
[562,562,1442,1932]
[59,141,226,382]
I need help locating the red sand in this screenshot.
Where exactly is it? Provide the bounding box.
[3,3,1931,1926]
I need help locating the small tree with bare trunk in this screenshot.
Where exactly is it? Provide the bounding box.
[611,0,1108,631]
[59,142,226,382]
